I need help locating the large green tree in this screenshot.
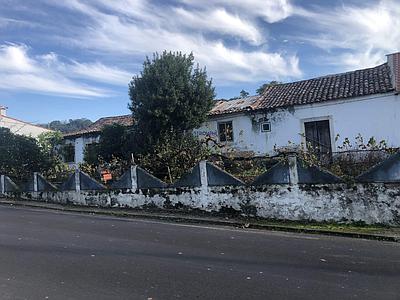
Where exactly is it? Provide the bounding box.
[129,51,215,150]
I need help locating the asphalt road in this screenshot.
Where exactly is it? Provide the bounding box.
[0,205,399,300]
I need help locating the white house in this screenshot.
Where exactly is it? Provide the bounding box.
[194,52,400,157]
[63,115,133,165]
[0,106,53,138]
[65,51,400,163]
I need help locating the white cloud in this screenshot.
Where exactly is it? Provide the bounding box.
[0,44,37,72]
[180,0,294,23]
[53,0,301,84]
[69,61,132,85]
[295,0,400,69]
[0,43,126,97]
[173,7,263,45]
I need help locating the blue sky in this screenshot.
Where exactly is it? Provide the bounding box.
[1,0,399,123]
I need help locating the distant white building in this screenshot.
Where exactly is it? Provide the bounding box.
[195,52,400,157]
[0,106,52,138]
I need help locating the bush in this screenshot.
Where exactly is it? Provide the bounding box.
[137,131,211,183]
[0,128,68,182]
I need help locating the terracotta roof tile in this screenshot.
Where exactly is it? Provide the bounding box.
[255,63,394,110]
[209,63,394,116]
[64,114,133,138]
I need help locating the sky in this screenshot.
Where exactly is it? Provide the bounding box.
[0,0,400,123]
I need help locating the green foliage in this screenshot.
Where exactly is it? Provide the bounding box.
[129,51,215,150]
[84,124,133,165]
[40,118,93,133]
[239,89,249,98]
[0,128,67,181]
[229,89,250,100]
[137,131,211,183]
[256,81,282,95]
[37,131,72,182]
[294,133,398,180]
[211,155,275,183]
[80,156,130,183]
[328,134,397,179]
[37,131,63,155]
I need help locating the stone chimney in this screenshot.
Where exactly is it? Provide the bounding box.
[387,52,400,93]
[0,105,7,116]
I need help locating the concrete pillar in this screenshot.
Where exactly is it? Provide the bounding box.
[0,175,5,194]
[199,161,208,188]
[288,155,299,185]
[75,168,81,192]
[130,165,138,190]
[33,172,38,192]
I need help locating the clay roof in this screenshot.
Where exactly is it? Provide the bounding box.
[210,63,394,117]
[63,114,133,138]
[209,95,259,116]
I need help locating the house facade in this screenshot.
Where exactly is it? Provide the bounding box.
[63,115,133,165]
[0,106,53,138]
[64,52,400,163]
[194,52,400,157]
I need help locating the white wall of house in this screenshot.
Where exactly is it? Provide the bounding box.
[64,135,99,165]
[0,115,52,138]
[194,92,400,156]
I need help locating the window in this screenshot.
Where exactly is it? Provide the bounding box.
[218,121,233,142]
[84,143,99,164]
[304,120,332,157]
[63,144,75,163]
[261,122,271,132]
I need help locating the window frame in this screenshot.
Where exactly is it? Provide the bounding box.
[217,121,234,142]
[63,143,75,163]
[260,122,271,132]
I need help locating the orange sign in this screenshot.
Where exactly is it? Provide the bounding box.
[101,171,112,182]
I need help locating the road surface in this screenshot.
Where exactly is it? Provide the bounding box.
[0,204,399,300]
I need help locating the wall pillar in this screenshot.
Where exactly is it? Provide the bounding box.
[75,168,81,192]
[288,154,299,185]
[130,165,138,190]
[198,161,209,206]
[33,172,38,192]
[0,175,5,194]
[199,161,208,188]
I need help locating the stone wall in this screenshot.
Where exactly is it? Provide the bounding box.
[3,183,400,225]
[1,155,400,225]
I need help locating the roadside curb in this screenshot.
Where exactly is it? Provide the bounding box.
[1,199,399,243]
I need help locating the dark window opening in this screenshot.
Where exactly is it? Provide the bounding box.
[84,143,99,164]
[218,121,233,142]
[304,120,332,158]
[63,144,75,163]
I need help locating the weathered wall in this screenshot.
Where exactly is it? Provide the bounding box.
[3,183,400,225]
[195,93,400,156]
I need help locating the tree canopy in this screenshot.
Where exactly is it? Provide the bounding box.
[239,89,249,98]
[84,124,133,165]
[129,51,215,150]
[229,89,250,100]
[256,81,282,95]
[40,118,93,133]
